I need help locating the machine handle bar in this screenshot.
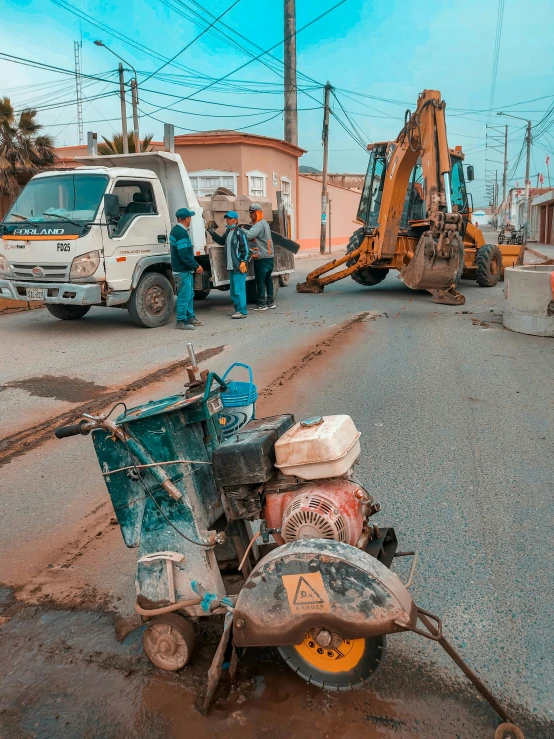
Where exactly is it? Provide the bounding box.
[54,420,96,439]
[201,372,227,403]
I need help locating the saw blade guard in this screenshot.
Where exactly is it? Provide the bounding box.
[233,539,417,648]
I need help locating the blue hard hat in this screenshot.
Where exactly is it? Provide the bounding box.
[224,210,239,219]
[176,207,195,219]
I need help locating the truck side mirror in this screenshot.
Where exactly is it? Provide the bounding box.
[103,193,120,222]
[466,165,474,182]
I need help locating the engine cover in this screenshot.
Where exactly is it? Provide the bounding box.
[263,479,370,547]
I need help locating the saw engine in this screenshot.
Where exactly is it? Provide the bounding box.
[211,413,381,551]
[263,479,377,547]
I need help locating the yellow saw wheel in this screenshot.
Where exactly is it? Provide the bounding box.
[278,629,385,691]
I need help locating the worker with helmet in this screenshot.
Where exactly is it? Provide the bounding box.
[246,203,276,311]
[208,211,250,319]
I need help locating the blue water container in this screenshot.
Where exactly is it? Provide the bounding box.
[220,363,258,438]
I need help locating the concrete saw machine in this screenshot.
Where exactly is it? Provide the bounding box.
[55,345,523,738]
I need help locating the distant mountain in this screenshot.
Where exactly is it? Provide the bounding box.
[299,165,322,174]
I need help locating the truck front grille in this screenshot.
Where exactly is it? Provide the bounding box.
[11,264,70,281]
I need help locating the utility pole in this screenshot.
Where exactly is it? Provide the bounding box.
[74,41,84,146]
[283,0,298,146]
[320,82,331,255]
[494,170,498,228]
[524,119,531,238]
[502,124,508,223]
[118,62,129,154]
[131,78,140,153]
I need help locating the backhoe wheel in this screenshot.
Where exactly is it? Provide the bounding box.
[142,613,196,672]
[475,244,503,287]
[128,271,174,328]
[278,630,385,691]
[346,228,389,286]
[46,304,91,320]
[352,267,389,287]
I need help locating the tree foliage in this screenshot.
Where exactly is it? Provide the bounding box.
[0,97,55,196]
[98,133,154,155]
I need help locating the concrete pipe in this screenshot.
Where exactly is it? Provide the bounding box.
[503,264,554,337]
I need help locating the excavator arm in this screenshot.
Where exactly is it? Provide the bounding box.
[297,90,465,305]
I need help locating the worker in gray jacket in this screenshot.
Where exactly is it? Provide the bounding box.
[246,203,275,311]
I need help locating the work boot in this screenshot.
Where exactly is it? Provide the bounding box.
[176,321,194,330]
[187,318,204,326]
[230,312,247,319]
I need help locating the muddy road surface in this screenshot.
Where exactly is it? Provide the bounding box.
[1,259,553,738]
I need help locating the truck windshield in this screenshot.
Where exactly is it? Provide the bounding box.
[4,174,108,223]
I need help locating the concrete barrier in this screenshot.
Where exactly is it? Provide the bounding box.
[503,265,554,337]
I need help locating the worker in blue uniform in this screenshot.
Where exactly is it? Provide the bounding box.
[208,210,250,318]
[170,207,204,330]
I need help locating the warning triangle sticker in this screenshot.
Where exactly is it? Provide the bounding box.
[282,572,330,614]
[293,576,324,605]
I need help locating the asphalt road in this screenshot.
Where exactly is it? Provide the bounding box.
[0,249,553,737]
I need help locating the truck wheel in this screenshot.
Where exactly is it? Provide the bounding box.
[475,244,503,287]
[279,273,290,287]
[194,288,211,300]
[46,304,91,320]
[128,272,174,328]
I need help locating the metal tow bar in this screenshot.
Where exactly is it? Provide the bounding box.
[402,607,524,739]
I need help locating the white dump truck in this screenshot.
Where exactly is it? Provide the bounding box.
[0,152,295,327]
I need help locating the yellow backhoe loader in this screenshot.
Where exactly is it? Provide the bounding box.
[297,89,517,303]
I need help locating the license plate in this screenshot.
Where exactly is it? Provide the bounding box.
[25,288,46,301]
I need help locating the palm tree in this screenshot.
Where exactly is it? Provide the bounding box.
[98,132,153,155]
[0,97,55,196]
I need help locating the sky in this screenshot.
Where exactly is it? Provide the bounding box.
[1,0,554,206]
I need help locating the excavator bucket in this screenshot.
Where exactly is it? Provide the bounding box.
[399,232,461,291]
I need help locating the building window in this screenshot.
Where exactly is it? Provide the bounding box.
[280,176,292,205]
[246,170,267,198]
[188,170,238,197]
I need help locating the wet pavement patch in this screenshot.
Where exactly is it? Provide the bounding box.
[0,602,550,739]
[2,375,109,403]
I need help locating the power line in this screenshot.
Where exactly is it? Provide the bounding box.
[141,0,240,84]
[143,1,346,118]
[488,0,505,115]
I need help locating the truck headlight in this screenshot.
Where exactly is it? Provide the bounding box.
[0,253,10,275]
[70,250,100,280]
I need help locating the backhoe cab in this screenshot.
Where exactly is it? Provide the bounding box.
[297,89,504,304]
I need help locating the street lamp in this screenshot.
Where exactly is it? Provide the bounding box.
[497,111,532,238]
[94,40,140,154]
